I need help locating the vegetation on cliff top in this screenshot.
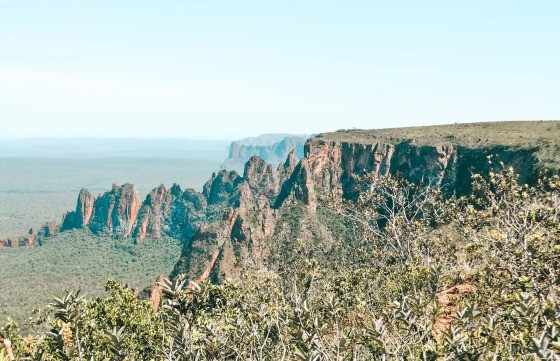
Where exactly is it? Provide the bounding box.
[2,166,560,359]
[316,121,560,167]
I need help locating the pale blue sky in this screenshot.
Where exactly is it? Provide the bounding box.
[0,1,558,139]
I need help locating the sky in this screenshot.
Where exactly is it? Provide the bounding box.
[0,1,559,140]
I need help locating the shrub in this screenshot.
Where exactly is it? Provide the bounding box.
[3,168,560,360]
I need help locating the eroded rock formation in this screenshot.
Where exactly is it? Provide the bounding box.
[0,221,55,248]
[170,128,553,282]
[5,122,556,286]
[134,184,206,243]
[61,183,141,236]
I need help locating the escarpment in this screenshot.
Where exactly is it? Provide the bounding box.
[8,122,559,290]
[171,123,559,281]
[275,135,544,207]
[221,135,307,172]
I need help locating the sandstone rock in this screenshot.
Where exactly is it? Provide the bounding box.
[61,188,96,230]
[140,275,166,311]
[11,123,553,283]
[434,283,477,337]
[17,234,35,246]
[88,183,141,236]
[172,225,225,281]
[173,128,552,284]
[170,208,248,282]
[133,184,206,243]
[134,184,170,243]
[274,137,533,208]
[278,149,298,182]
[275,158,316,208]
[203,170,243,206]
[243,156,280,201]
[76,188,95,227]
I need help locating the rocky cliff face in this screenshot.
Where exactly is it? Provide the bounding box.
[203,170,243,206]
[274,138,540,208]
[62,183,141,236]
[75,189,95,227]
[171,124,557,282]
[60,182,207,243]
[173,141,460,281]
[61,189,95,230]
[134,184,206,243]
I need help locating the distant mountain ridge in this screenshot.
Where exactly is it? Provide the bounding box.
[235,133,309,146]
[0,138,229,159]
[221,134,309,172]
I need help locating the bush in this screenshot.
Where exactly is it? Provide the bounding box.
[3,168,560,360]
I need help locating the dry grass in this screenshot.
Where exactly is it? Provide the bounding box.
[314,121,560,166]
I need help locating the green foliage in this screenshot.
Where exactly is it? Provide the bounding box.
[3,167,560,359]
[0,230,182,327]
[318,121,560,168]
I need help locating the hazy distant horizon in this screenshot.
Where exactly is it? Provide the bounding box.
[2,119,557,141]
[0,138,231,159]
[0,136,235,141]
[2,1,558,138]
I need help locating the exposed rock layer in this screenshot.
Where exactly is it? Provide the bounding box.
[62,183,142,236]
[172,130,551,281]
[6,122,558,285]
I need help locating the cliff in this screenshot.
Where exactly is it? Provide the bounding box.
[221,135,307,172]
[234,133,309,147]
[7,122,560,287]
[61,183,142,236]
[173,121,560,282]
[133,184,206,243]
[61,183,208,243]
[277,137,539,205]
